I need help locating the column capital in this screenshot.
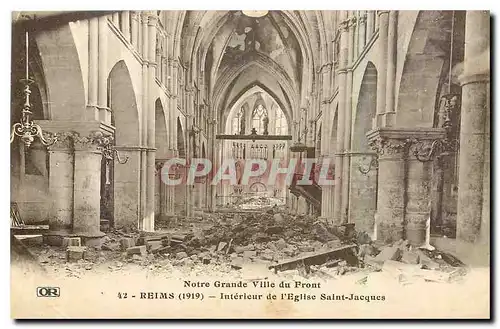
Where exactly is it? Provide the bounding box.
[130,11,140,20]
[377,10,390,16]
[348,16,357,27]
[44,131,74,151]
[358,14,367,24]
[73,130,114,152]
[338,18,350,33]
[148,13,159,26]
[458,72,490,87]
[367,127,447,159]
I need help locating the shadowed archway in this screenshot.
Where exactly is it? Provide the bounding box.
[108,60,141,230]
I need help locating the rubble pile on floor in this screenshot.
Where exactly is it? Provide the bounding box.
[22,211,468,283]
[231,196,286,210]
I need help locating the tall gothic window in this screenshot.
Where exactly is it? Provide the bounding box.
[252,104,268,134]
[275,107,287,135]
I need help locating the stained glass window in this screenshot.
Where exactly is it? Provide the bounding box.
[252,104,268,134]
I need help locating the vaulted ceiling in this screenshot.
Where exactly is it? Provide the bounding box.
[160,10,335,128]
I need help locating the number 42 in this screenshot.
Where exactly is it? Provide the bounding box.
[118,292,128,299]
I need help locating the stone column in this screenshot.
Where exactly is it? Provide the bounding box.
[112,12,119,27]
[319,68,334,222]
[366,11,375,40]
[405,130,446,246]
[72,133,106,245]
[166,185,175,216]
[87,17,99,121]
[161,56,167,86]
[321,183,335,224]
[374,11,389,128]
[185,112,194,218]
[367,128,408,243]
[456,10,490,243]
[208,128,218,212]
[368,128,447,245]
[121,11,131,42]
[169,60,179,151]
[332,11,349,224]
[137,12,148,227]
[144,12,157,232]
[98,16,110,124]
[480,91,490,245]
[47,136,74,233]
[156,160,167,221]
[341,15,355,223]
[383,11,398,127]
[131,11,139,49]
[113,146,142,230]
[358,11,366,52]
[348,152,378,234]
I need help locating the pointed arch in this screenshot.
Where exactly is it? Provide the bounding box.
[396,10,454,127]
[222,84,291,135]
[352,61,377,152]
[35,24,85,120]
[155,98,168,158]
[108,60,140,146]
[177,117,186,157]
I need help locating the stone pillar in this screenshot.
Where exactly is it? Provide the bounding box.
[87,17,99,121]
[368,128,447,245]
[208,130,218,212]
[405,132,445,246]
[321,184,335,223]
[341,15,355,223]
[72,134,106,244]
[121,11,131,42]
[332,11,349,224]
[367,128,408,243]
[383,11,398,127]
[166,185,175,216]
[112,12,119,27]
[47,136,74,233]
[144,12,157,232]
[114,146,142,230]
[98,16,110,123]
[156,160,166,220]
[169,60,179,151]
[358,11,366,51]
[161,56,167,85]
[374,11,389,128]
[348,152,377,234]
[131,11,139,49]
[366,11,375,40]
[185,113,194,218]
[456,10,490,243]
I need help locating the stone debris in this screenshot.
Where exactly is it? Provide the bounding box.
[120,237,136,251]
[15,235,43,246]
[66,246,87,262]
[372,245,402,264]
[126,246,146,257]
[20,211,468,284]
[62,237,81,248]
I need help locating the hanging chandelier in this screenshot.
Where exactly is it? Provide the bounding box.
[10,31,55,148]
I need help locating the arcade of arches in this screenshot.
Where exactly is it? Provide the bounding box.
[11,11,490,250]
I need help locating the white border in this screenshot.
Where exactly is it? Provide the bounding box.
[1,1,497,327]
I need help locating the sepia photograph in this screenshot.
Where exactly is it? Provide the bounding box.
[9,9,491,319]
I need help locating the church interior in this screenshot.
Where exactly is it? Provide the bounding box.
[10,10,490,276]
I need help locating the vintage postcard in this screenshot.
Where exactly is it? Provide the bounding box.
[10,10,490,319]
